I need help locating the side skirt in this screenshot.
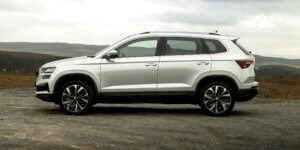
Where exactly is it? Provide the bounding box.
[96,91,198,104]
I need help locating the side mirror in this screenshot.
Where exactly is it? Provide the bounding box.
[103,50,119,60]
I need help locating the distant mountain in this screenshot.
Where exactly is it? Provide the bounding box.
[0,42,299,67]
[0,42,299,66]
[0,42,108,57]
[1,49,299,79]
[0,50,66,73]
[255,65,300,78]
[0,42,299,78]
[254,55,300,68]
[253,55,300,78]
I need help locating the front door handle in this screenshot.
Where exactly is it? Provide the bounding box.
[197,62,209,65]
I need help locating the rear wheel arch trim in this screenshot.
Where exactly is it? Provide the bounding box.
[195,75,239,94]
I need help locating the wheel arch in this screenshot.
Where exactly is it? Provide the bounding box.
[53,73,99,96]
[195,75,239,95]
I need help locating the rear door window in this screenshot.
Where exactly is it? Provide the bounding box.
[164,37,206,55]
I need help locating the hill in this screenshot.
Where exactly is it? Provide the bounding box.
[0,42,107,57]
[0,50,66,73]
[254,55,300,68]
[1,49,299,79]
[0,42,300,78]
[255,65,300,78]
[0,42,299,66]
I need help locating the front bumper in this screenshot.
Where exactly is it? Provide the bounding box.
[35,82,55,102]
[35,93,54,102]
[236,86,258,102]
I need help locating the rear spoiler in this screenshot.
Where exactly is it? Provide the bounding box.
[231,37,252,55]
[229,36,240,42]
[232,38,238,43]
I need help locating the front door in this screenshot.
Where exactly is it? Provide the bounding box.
[100,37,160,93]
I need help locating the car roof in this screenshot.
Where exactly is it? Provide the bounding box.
[130,31,238,40]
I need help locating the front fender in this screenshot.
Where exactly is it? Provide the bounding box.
[49,68,100,94]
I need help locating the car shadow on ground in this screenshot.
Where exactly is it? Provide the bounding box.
[35,105,256,117]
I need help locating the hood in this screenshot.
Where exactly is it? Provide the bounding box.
[42,56,91,68]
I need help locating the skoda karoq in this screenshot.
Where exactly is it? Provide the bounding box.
[36,31,258,116]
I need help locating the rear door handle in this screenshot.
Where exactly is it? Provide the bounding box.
[145,63,157,67]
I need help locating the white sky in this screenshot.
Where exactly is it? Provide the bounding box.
[0,0,300,58]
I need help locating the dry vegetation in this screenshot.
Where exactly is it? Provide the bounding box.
[0,73,35,89]
[0,74,299,100]
[256,77,300,100]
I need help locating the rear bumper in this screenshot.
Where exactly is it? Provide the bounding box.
[236,86,258,102]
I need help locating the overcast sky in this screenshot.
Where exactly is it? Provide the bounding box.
[0,0,299,58]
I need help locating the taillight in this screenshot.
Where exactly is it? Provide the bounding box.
[236,60,254,69]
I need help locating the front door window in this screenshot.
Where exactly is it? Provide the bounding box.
[116,38,158,57]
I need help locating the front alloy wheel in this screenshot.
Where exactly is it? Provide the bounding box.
[58,81,94,114]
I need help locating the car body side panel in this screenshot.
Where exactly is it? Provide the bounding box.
[158,54,211,91]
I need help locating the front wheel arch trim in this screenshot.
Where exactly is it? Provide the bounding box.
[53,73,99,97]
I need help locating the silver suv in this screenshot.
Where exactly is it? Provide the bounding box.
[36,31,258,116]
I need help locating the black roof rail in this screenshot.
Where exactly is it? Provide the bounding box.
[208,32,221,36]
[139,31,150,34]
[139,31,222,36]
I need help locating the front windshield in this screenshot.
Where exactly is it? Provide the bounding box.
[94,35,133,57]
[93,46,110,56]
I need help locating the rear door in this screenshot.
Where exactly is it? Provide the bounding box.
[157,37,211,92]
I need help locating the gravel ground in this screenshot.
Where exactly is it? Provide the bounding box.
[0,88,299,150]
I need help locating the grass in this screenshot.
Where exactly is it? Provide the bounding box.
[0,73,299,100]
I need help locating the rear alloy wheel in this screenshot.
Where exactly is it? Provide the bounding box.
[58,81,94,114]
[199,82,235,116]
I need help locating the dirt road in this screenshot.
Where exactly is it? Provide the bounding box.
[0,88,299,149]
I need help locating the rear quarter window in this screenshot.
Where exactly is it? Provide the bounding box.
[203,39,227,53]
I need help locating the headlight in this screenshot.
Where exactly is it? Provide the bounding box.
[40,67,56,73]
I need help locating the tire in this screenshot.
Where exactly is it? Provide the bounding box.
[57,80,95,115]
[198,81,235,116]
